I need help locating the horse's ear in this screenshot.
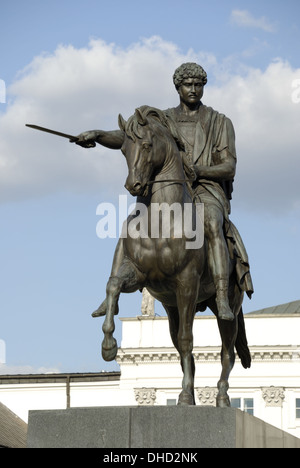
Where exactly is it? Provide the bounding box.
[135,108,147,126]
[118,114,126,131]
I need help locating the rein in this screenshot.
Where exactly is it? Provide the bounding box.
[146,177,195,200]
[146,178,191,186]
[141,168,199,212]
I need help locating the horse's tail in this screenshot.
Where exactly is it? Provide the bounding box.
[235,308,251,369]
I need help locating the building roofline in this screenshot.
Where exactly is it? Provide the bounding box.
[246,300,300,316]
[0,371,121,385]
[120,299,300,322]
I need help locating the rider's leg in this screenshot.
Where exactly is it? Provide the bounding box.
[204,204,234,321]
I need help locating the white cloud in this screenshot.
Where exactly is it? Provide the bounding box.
[0,37,212,201]
[231,9,277,33]
[0,37,299,214]
[206,59,300,213]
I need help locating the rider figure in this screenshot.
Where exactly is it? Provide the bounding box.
[166,63,235,320]
[73,63,253,321]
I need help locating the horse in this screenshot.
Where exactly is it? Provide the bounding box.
[98,105,251,407]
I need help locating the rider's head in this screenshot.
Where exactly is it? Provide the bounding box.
[173,63,207,90]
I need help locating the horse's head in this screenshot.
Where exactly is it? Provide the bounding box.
[119,106,173,197]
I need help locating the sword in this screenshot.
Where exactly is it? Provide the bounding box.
[25,124,96,147]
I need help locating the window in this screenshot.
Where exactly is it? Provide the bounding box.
[231,397,254,416]
[166,399,177,406]
[244,398,254,416]
[231,398,241,409]
[296,399,300,419]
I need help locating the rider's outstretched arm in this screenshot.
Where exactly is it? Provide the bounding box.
[71,129,124,149]
[95,130,124,149]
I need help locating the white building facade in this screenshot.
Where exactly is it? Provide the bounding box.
[0,300,299,439]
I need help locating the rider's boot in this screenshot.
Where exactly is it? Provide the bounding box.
[92,298,119,318]
[215,279,234,321]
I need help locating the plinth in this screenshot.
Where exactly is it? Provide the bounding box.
[27,406,300,448]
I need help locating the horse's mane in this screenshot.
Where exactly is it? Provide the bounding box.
[124,105,193,182]
[125,105,182,146]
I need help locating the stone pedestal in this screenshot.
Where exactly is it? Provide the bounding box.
[27,406,300,449]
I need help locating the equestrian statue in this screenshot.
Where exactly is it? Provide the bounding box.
[71,63,254,407]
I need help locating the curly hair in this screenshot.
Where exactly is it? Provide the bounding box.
[173,63,207,89]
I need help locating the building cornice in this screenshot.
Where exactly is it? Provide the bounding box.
[117,345,300,365]
[119,312,300,322]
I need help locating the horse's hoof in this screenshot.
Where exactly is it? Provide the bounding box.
[101,337,118,361]
[216,395,231,408]
[216,380,230,407]
[177,390,195,406]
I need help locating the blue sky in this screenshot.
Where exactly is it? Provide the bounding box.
[0,0,300,373]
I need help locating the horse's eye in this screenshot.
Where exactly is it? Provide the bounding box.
[142,142,152,151]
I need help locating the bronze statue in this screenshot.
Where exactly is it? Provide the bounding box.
[29,63,253,406]
[70,64,254,406]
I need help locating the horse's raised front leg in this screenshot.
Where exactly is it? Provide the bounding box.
[101,260,144,361]
[92,239,124,318]
[175,277,198,406]
[101,276,120,361]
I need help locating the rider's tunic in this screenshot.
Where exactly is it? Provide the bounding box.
[164,104,254,298]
